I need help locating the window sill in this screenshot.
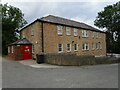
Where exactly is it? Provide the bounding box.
[74,50,78,52]
[82,50,89,51]
[66,34,71,36]
[58,34,62,36]
[67,51,71,53]
[82,37,88,38]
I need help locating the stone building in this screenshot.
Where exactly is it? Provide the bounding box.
[20,15,106,58]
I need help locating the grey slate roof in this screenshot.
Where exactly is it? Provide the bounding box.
[39,15,103,32]
[8,38,32,45]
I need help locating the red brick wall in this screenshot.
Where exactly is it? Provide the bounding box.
[8,45,23,60]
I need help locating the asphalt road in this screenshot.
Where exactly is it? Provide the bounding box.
[2,58,118,88]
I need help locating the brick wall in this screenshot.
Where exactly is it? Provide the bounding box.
[21,21,42,58]
[43,22,106,56]
[21,21,106,58]
[8,45,23,60]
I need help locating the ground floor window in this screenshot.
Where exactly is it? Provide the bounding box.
[66,44,71,52]
[74,44,78,51]
[32,45,34,53]
[96,43,99,49]
[8,46,10,53]
[82,43,89,51]
[58,44,63,52]
[11,46,14,53]
[92,42,95,50]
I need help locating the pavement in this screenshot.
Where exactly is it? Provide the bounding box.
[2,58,119,88]
[18,59,63,68]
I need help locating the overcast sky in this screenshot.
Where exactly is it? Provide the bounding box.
[1,0,119,30]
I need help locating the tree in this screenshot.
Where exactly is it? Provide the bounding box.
[1,3,27,55]
[94,1,120,53]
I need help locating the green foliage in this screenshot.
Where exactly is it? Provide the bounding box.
[94,1,120,53]
[1,3,27,55]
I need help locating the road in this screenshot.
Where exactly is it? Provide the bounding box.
[2,58,118,88]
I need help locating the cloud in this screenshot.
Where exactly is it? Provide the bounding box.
[2,1,119,31]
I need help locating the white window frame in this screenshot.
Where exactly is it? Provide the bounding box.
[92,32,95,39]
[82,30,89,37]
[99,42,102,49]
[96,33,99,38]
[82,43,89,51]
[74,28,78,36]
[66,27,71,35]
[31,25,34,35]
[32,45,34,53]
[92,42,95,50]
[22,31,25,38]
[58,44,63,53]
[74,44,78,51]
[57,25,63,35]
[11,46,14,53]
[66,43,71,52]
[8,46,10,53]
[96,43,99,50]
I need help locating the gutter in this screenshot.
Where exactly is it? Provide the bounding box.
[41,22,44,53]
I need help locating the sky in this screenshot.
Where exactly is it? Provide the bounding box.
[1,0,119,31]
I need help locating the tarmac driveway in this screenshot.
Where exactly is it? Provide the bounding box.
[2,58,119,88]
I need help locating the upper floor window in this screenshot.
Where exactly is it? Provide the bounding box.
[58,43,63,52]
[92,32,95,39]
[66,43,71,52]
[82,30,89,37]
[74,44,78,51]
[99,33,101,38]
[22,31,25,38]
[66,27,71,35]
[82,43,89,51]
[31,25,34,35]
[74,28,78,36]
[57,25,63,35]
[96,32,99,38]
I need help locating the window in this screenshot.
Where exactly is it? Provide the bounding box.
[66,44,71,52]
[57,25,62,35]
[31,25,34,35]
[96,33,98,38]
[66,27,71,35]
[99,42,102,49]
[22,31,26,38]
[92,42,95,50]
[8,46,10,53]
[96,43,99,49]
[99,33,101,38]
[92,32,95,39]
[74,28,78,36]
[32,45,34,53]
[74,44,78,51]
[11,46,14,53]
[82,43,89,50]
[58,44,63,52]
[82,30,88,37]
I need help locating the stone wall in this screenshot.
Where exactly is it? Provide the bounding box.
[41,53,119,66]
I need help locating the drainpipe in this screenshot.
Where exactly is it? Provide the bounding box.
[41,22,44,53]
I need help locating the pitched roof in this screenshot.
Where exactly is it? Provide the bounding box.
[8,38,32,45]
[39,15,104,33]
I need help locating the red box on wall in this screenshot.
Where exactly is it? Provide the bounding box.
[8,38,32,60]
